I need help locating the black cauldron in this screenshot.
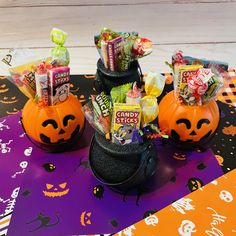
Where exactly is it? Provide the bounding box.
[89,132,157,191]
[94,59,143,95]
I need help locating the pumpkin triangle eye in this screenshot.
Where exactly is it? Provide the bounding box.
[59,182,67,189]
[87,212,91,217]
[46,184,54,189]
[86,219,91,224]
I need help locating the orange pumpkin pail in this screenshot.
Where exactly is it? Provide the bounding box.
[22,93,85,151]
[158,91,220,147]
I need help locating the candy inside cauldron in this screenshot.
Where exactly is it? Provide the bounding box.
[94,59,142,95]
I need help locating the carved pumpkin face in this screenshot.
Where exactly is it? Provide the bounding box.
[158,91,219,146]
[22,94,85,145]
[43,182,69,197]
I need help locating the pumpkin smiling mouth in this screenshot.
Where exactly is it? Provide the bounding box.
[0,98,18,104]
[43,189,69,197]
[171,129,212,142]
[40,124,80,144]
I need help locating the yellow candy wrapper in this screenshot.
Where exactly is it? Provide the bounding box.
[9,57,52,98]
[140,72,165,125]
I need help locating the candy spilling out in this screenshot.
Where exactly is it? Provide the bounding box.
[1,28,71,106]
[83,73,167,145]
[168,50,228,106]
[94,28,153,72]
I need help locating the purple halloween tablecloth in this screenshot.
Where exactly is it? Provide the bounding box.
[0,112,223,236]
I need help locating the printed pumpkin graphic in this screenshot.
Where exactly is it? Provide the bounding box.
[80,211,92,226]
[43,182,69,197]
[22,94,85,144]
[0,84,9,93]
[187,178,204,192]
[158,91,219,146]
[0,96,18,104]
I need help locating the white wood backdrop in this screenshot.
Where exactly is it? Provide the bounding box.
[0,0,235,74]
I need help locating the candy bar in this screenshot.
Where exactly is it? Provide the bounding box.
[101,40,109,68]
[107,36,123,71]
[91,92,112,139]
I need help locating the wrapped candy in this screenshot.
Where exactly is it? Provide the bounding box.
[94,28,152,72]
[110,83,132,103]
[132,37,153,59]
[119,37,134,71]
[140,72,166,125]
[35,62,50,105]
[175,65,203,105]
[175,65,223,105]
[8,58,52,98]
[170,51,227,105]
[50,28,70,66]
[126,82,142,105]
[83,92,112,140]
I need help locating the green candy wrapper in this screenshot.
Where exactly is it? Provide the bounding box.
[110,83,132,103]
[202,75,223,103]
[50,28,70,66]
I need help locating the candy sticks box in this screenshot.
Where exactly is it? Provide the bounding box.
[112,103,141,145]
[48,66,70,105]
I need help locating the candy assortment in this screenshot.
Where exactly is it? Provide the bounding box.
[2,29,71,107]
[170,50,226,106]
[94,28,153,72]
[83,73,167,145]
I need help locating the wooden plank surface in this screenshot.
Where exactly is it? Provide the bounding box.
[0,1,235,74]
[1,0,236,7]
[1,44,235,74]
[0,3,235,48]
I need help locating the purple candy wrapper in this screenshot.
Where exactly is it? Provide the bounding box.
[107,36,123,71]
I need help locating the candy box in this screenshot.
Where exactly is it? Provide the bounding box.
[112,103,141,145]
[174,65,203,105]
[48,66,70,105]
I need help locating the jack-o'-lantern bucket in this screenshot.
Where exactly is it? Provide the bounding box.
[158,91,220,148]
[22,93,85,152]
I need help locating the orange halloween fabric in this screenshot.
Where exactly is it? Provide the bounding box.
[115,169,236,236]
[217,69,236,106]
